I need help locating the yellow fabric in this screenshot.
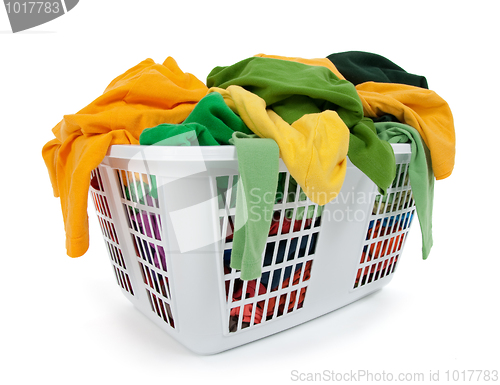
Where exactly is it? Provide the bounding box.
[255,55,455,180]
[209,85,349,205]
[253,53,346,80]
[42,57,208,258]
[355,82,455,180]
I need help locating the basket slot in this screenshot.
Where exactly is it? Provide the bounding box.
[112,167,177,328]
[352,161,415,290]
[147,291,175,328]
[91,169,136,297]
[228,276,311,333]
[217,174,239,243]
[109,256,134,295]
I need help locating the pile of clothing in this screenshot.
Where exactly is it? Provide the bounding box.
[42,51,455,281]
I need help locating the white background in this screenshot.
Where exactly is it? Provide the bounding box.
[1,1,499,384]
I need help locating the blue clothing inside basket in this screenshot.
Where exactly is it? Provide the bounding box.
[224,232,318,290]
[367,212,414,239]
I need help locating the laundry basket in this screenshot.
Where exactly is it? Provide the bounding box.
[89,143,415,354]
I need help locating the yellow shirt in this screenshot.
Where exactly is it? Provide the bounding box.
[355,82,455,180]
[42,57,208,258]
[210,85,349,205]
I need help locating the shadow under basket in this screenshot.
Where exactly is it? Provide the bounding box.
[89,143,415,354]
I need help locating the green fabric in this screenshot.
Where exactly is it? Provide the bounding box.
[207,57,363,125]
[140,92,253,146]
[349,117,396,195]
[327,51,429,89]
[228,132,279,280]
[140,122,220,146]
[184,92,253,143]
[207,56,396,194]
[375,121,434,259]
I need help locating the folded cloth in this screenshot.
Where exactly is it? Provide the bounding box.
[327,51,429,89]
[42,57,208,258]
[210,85,350,205]
[356,82,455,180]
[375,121,435,259]
[207,56,396,194]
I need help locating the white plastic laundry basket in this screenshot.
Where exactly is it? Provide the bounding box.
[89,143,415,354]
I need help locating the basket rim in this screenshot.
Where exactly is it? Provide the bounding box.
[105,143,411,162]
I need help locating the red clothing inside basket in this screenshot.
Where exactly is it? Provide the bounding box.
[229,260,312,331]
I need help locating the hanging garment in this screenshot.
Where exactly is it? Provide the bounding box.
[206,56,396,194]
[327,51,429,88]
[375,121,435,259]
[42,57,208,258]
[229,132,280,280]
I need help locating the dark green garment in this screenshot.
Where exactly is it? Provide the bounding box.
[229,132,279,280]
[327,51,429,89]
[375,121,434,259]
[207,56,396,194]
[372,114,400,123]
